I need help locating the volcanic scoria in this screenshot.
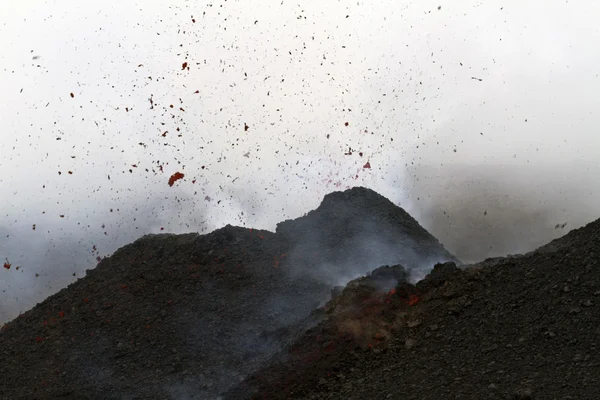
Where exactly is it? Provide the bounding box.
[3,187,599,399]
[226,216,600,400]
[0,187,457,399]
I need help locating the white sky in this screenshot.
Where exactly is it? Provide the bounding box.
[1,0,600,323]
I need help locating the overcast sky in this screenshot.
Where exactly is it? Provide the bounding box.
[1,0,600,323]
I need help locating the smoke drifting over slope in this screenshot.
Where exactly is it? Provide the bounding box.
[2,161,600,324]
[225,217,600,399]
[403,162,599,263]
[276,187,459,288]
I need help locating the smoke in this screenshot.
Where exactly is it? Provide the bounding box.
[2,159,599,326]
[275,187,460,319]
[0,189,213,324]
[285,229,441,289]
[399,162,600,264]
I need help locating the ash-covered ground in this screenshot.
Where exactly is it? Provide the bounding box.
[0,187,458,399]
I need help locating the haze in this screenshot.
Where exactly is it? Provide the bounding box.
[1,0,599,323]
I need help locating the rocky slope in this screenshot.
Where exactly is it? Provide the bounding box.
[0,187,458,400]
[225,218,600,400]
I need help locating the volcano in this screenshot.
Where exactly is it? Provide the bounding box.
[2,186,598,399]
[0,187,458,399]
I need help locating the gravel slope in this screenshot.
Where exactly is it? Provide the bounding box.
[0,187,457,400]
[226,218,600,400]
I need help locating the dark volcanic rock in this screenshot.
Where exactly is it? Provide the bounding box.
[369,264,409,291]
[0,187,457,400]
[226,218,600,400]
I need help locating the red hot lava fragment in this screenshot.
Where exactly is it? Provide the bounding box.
[396,285,422,306]
[168,172,185,187]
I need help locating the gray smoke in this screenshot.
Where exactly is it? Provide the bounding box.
[0,191,209,324]
[400,162,600,263]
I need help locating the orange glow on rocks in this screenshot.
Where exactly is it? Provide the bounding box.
[407,294,420,306]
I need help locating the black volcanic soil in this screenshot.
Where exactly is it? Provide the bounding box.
[3,186,599,400]
[0,187,458,400]
[225,219,600,400]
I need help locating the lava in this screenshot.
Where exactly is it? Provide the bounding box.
[167,171,184,186]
